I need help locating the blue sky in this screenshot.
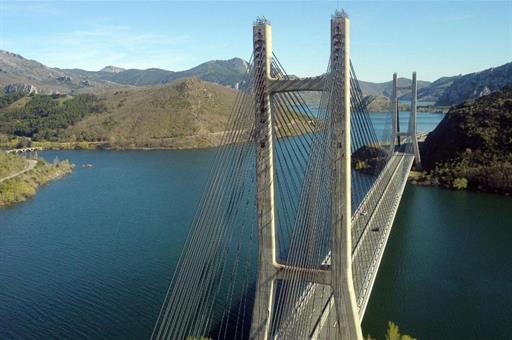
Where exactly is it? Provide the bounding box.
[1,1,511,82]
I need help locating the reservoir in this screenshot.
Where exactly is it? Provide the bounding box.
[1,112,510,339]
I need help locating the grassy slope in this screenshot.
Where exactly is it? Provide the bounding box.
[1,78,314,150]
[65,78,238,148]
[0,151,27,178]
[0,157,74,206]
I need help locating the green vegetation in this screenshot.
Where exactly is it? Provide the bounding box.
[0,93,105,140]
[352,145,388,175]
[66,78,239,149]
[355,159,370,170]
[420,85,512,195]
[366,321,416,340]
[452,177,468,190]
[0,155,73,207]
[0,151,27,178]
[0,79,244,150]
[0,91,25,110]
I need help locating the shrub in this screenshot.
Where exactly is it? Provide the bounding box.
[453,177,468,190]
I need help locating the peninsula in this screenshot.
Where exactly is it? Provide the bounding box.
[0,151,74,207]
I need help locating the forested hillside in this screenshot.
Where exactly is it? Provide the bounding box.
[0,79,239,149]
[0,94,105,140]
[420,86,512,194]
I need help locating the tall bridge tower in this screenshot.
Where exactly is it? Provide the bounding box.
[150,10,420,340]
[390,72,422,168]
[250,11,363,340]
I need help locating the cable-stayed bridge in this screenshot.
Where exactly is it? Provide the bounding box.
[152,10,421,340]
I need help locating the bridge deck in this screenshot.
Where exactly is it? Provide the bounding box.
[275,152,414,339]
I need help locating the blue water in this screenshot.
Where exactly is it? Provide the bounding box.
[369,111,444,141]
[362,186,512,339]
[2,113,511,339]
[0,150,214,338]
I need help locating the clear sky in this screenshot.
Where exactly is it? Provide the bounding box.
[1,1,511,82]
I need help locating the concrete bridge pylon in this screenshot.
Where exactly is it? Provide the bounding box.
[249,11,363,340]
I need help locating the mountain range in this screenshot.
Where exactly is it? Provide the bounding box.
[1,49,511,107]
[0,49,250,94]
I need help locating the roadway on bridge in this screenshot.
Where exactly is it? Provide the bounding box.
[275,152,415,339]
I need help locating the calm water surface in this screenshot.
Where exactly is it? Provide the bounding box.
[362,186,512,339]
[1,113,511,339]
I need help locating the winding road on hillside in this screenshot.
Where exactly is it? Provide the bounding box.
[0,160,37,184]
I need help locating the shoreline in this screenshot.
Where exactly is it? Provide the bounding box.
[0,159,74,207]
[5,143,509,197]
[407,170,511,197]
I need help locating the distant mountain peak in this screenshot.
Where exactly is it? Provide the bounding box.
[99,65,125,73]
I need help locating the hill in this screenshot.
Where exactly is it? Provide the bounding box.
[362,95,391,112]
[0,50,109,94]
[0,78,240,149]
[0,93,106,140]
[100,65,125,73]
[435,62,512,106]
[2,49,433,98]
[91,58,250,88]
[66,78,239,148]
[0,49,249,94]
[359,78,431,98]
[420,86,512,194]
[362,62,512,110]
[297,76,431,111]
[415,76,460,102]
[364,63,512,105]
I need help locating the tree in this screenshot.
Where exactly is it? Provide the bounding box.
[453,177,468,190]
[386,321,416,340]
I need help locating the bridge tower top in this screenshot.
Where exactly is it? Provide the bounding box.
[333,9,349,19]
[253,17,272,79]
[330,10,350,72]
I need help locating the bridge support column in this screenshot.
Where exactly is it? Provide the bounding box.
[390,72,422,168]
[410,72,422,169]
[330,12,363,340]
[250,18,279,340]
[390,73,399,153]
